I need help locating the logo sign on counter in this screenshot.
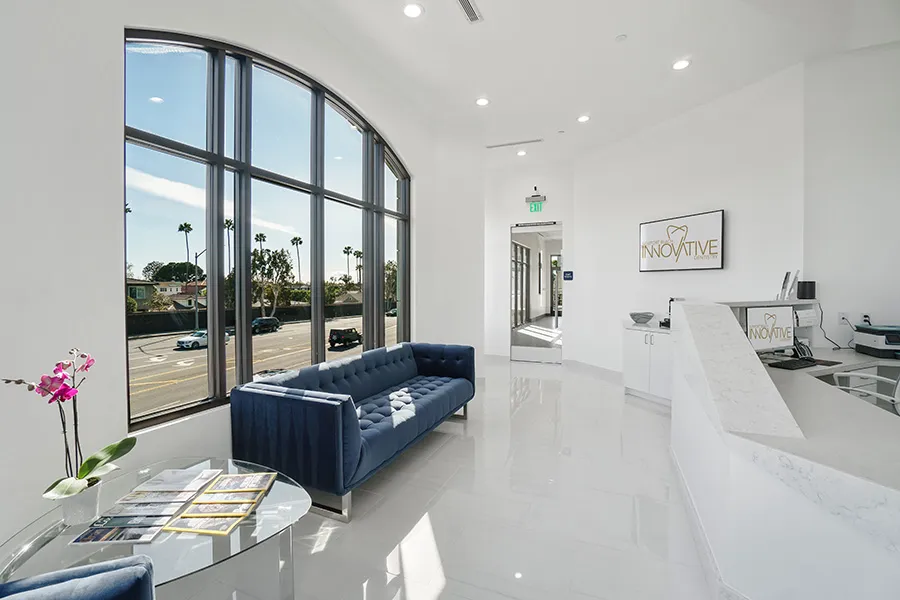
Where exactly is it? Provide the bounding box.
[745,306,794,352]
[639,210,724,272]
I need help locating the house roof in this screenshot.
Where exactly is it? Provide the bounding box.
[126,278,157,285]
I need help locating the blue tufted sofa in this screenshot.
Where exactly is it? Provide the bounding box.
[231,343,475,518]
[0,556,154,599]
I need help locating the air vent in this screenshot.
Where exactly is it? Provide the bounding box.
[485,139,544,150]
[457,0,484,23]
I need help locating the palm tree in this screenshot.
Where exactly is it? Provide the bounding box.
[224,219,234,273]
[178,222,193,265]
[343,246,353,280]
[291,236,304,283]
[353,250,363,284]
[255,232,267,252]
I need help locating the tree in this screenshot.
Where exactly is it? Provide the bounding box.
[125,202,132,214]
[384,260,398,304]
[178,222,193,265]
[290,288,311,303]
[153,262,205,283]
[142,261,164,281]
[126,296,138,313]
[353,250,363,284]
[224,271,236,309]
[343,246,353,280]
[291,236,304,283]
[147,291,173,312]
[255,233,267,253]
[224,219,234,274]
[126,263,135,279]
[324,280,342,305]
[251,248,294,317]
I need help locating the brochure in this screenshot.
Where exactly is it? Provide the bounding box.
[72,526,162,545]
[133,469,222,493]
[117,491,197,504]
[163,517,243,536]
[193,491,263,504]
[90,515,171,529]
[204,473,276,494]
[180,503,255,518]
[103,503,185,517]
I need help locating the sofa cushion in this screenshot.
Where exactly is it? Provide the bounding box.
[258,345,418,402]
[349,375,474,486]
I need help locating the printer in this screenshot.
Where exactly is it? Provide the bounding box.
[854,325,900,359]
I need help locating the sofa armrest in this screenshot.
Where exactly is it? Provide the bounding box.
[231,383,361,495]
[0,555,153,599]
[409,344,475,388]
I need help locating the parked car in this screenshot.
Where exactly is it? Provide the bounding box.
[386,307,398,317]
[176,330,230,350]
[329,328,362,349]
[251,317,281,334]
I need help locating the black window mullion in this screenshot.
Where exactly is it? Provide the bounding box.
[235,55,254,384]
[310,89,326,364]
[207,49,227,400]
[373,143,386,347]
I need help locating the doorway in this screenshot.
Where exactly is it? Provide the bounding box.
[510,223,563,363]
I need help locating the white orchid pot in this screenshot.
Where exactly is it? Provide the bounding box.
[61,482,101,526]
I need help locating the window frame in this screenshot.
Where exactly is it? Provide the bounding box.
[125,31,412,431]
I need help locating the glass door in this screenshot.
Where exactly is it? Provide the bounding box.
[510,225,562,364]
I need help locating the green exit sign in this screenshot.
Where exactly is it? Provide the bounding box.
[529,201,543,213]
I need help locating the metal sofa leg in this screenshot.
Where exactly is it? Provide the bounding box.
[450,403,468,421]
[309,490,352,523]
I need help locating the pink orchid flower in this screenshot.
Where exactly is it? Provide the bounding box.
[76,355,95,373]
[49,383,78,404]
[53,361,73,375]
[34,373,69,398]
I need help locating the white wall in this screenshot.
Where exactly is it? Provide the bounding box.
[567,66,806,371]
[0,0,483,540]
[484,163,574,356]
[803,42,900,346]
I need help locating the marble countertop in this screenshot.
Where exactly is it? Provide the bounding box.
[623,321,671,334]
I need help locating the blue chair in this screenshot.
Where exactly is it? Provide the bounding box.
[0,555,153,599]
[231,343,476,520]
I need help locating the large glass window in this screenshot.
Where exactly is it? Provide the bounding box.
[125,33,410,429]
[325,201,364,360]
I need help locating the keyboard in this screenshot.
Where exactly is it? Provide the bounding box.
[770,357,817,370]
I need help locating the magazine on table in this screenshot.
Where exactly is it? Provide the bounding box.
[72,526,162,545]
[163,517,243,536]
[117,491,197,504]
[204,473,276,494]
[133,469,222,493]
[103,503,185,517]
[180,503,256,518]
[90,515,171,529]
[193,491,263,504]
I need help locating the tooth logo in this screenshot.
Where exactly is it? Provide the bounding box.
[764,313,777,338]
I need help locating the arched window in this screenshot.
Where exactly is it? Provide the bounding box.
[124,32,411,427]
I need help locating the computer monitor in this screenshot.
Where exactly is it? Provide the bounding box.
[746,306,795,352]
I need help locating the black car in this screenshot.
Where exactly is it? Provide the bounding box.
[329,327,362,349]
[251,317,281,334]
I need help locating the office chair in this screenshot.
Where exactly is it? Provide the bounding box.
[833,371,900,416]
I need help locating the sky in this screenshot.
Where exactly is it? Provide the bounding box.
[125,43,399,286]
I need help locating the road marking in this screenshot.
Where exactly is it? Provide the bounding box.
[176,360,195,367]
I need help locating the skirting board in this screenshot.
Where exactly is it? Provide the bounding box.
[669,447,752,600]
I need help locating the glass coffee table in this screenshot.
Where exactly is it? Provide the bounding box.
[0,458,311,599]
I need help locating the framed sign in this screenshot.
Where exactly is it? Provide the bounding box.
[639,210,724,272]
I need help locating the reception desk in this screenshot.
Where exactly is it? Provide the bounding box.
[670,303,900,600]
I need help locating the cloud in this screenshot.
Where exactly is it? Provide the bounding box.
[125,167,298,235]
[126,43,198,56]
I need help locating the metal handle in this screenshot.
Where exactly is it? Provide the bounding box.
[650,335,655,346]
[644,333,649,345]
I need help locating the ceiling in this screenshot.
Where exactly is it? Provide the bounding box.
[309,0,900,168]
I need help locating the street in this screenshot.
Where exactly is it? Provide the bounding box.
[128,316,397,419]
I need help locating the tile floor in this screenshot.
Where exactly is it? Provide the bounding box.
[284,357,710,600]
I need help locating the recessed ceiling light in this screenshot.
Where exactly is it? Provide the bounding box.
[476,97,490,107]
[149,97,164,104]
[334,156,344,161]
[577,115,590,123]
[615,34,628,42]
[517,150,527,157]
[514,573,523,579]
[403,3,423,18]
[672,59,692,71]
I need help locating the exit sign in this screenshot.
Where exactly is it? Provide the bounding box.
[529,201,543,213]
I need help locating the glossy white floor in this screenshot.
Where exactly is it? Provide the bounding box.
[172,358,707,599]
[281,357,710,600]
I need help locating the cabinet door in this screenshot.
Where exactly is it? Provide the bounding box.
[649,333,673,400]
[623,329,651,393]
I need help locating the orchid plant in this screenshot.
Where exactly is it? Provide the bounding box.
[3,349,136,500]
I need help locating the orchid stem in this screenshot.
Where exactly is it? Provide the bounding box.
[57,402,73,478]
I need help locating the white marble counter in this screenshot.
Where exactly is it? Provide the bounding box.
[622,321,671,334]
